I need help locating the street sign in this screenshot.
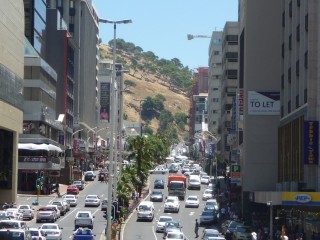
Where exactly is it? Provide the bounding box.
[231,164,241,186]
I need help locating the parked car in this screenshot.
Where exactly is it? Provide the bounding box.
[73,227,96,240]
[36,207,58,223]
[73,180,85,190]
[150,190,164,202]
[67,185,79,195]
[232,225,252,240]
[223,221,243,239]
[0,211,10,220]
[17,205,35,220]
[155,216,173,233]
[29,227,47,240]
[84,195,101,207]
[149,167,168,174]
[40,223,63,240]
[185,195,199,208]
[204,199,219,211]
[154,179,165,189]
[201,175,210,185]
[63,195,78,207]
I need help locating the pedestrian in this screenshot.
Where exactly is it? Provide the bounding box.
[56,183,60,197]
[195,219,199,238]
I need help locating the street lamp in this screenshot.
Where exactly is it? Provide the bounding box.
[99,18,132,240]
[267,201,273,240]
[70,129,84,183]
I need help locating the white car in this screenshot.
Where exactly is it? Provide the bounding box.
[63,195,78,207]
[155,216,173,233]
[201,175,210,185]
[164,196,179,213]
[185,196,199,208]
[29,227,47,240]
[84,195,101,207]
[165,230,185,240]
[17,205,34,220]
[40,223,63,240]
[202,189,214,201]
[5,208,23,220]
[45,205,61,218]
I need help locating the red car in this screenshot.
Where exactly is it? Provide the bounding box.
[67,185,79,195]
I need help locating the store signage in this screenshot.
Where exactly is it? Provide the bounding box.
[248,91,280,115]
[282,192,320,206]
[231,164,241,185]
[19,157,47,163]
[295,194,311,203]
[303,121,319,165]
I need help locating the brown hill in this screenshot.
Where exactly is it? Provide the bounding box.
[99,44,190,135]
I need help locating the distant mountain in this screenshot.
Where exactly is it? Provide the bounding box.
[99,43,191,140]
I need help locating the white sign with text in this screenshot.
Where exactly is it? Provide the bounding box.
[248,91,280,115]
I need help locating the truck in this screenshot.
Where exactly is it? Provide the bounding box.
[167,174,187,200]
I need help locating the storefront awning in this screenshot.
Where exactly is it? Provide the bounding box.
[18,143,63,152]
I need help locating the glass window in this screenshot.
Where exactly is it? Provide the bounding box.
[35,0,47,21]
[34,12,46,38]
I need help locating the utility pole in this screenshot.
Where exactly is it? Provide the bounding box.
[133,98,146,136]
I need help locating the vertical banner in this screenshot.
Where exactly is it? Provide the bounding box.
[209,143,215,158]
[73,138,79,155]
[100,82,110,121]
[304,121,319,165]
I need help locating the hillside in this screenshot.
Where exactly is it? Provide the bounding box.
[99,44,190,136]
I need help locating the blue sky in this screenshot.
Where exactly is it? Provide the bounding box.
[93,0,238,70]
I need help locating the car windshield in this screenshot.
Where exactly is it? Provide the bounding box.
[230,222,242,228]
[0,231,25,239]
[75,229,92,235]
[204,190,213,194]
[152,191,161,195]
[19,206,29,209]
[138,205,151,211]
[87,196,97,199]
[202,211,213,216]
[73,181,81,184]
[166,199,175,203]
[170,182,183,188]
[65,196,75,199]
[159,217,172,222]
[0,222,20,229]
[188,197,197,201]
[238,226,251,233]
[202,176,209,179]
[77,213,90,218]
[166,222,179,228]
[42,225,58,229]
[30,230,39,236]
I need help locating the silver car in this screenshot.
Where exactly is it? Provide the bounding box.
[63,195,78,207]
[36,207,58,223]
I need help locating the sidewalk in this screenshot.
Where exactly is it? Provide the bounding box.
[17,184,68,198]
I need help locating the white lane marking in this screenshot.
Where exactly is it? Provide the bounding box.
[151,225,158,240]
[189,212,195,216]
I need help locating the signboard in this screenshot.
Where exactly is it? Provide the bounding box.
[73,139,79,155]
[100,82,110,122]
[248,91,280,115]
[238,89,244,115]
[282,192,320,206]
[209,144,215,157]
[18,157,47,163]
[304,121,319,165]
[230,164,241,185]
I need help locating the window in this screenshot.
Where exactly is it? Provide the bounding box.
[296,95,299,108]
[305,14,308,32]
[282,43,285,58]
[212,110,217,114]
[297,0,300,7]
[289,35,292,50]
[296,60,299,76]
[304,51,308,69]
[289,1,292,18]
[304,89,307,103]
[288,68,291,83]
[282,12,285,27]
[288,100,291,113]
[281,74,284,89]
[281,105,284,117]
[214,51,220,55]
[296,25,300,42]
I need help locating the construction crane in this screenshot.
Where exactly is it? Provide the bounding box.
[187,34,211,40]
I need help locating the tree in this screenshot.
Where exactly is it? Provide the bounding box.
[174,112,187,124]
[158,110,174,131]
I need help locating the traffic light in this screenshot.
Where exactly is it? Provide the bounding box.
[40,171,44,180]
[115,64,122,76]
[36,178,41,188]
[112,201,120,220]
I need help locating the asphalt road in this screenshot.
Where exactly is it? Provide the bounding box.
[17,176,109,240]
[123,172,220,240]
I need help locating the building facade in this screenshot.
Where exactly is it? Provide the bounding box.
[0,1,25,203]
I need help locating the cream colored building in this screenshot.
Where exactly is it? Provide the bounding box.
[0,1,24,203]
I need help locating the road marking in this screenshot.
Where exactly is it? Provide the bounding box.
[189,212,195,216]
[151,225,158,240]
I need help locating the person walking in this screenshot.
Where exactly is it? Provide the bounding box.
[195,219,199,238]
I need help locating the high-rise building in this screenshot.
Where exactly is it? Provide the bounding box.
[0,1,24,203]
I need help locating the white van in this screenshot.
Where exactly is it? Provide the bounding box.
[188,175,201,190]
[136,201,154,222]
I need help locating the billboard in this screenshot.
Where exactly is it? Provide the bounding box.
[100,82,110,122]
[304,121,319,165]
[248,91,280,115]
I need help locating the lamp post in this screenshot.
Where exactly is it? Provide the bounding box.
[70,129,84,183]
[133,98,146,136]
[98,18,132,240]
[267,201,273,240]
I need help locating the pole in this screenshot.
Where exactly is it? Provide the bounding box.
[106,22,117,240]
[270,203,273,240]
[117,67,124,196]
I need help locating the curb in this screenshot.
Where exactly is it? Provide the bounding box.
[120,187,150,240]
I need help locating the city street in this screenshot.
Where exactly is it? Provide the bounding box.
[16,177,109,240]
[123,173,220,240]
